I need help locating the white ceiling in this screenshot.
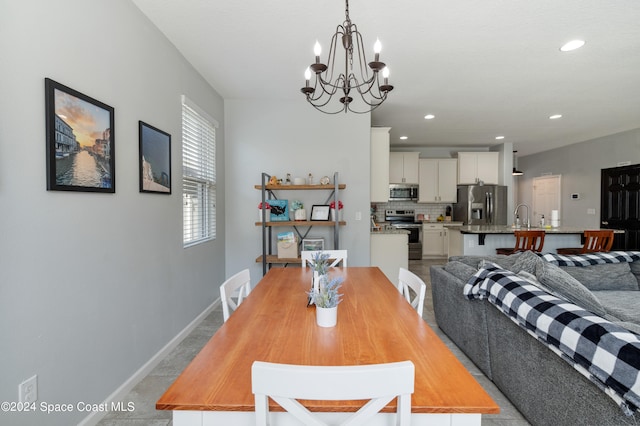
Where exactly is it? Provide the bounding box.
[131,0,640,156]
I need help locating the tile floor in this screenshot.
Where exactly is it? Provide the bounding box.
[97,260,530,425]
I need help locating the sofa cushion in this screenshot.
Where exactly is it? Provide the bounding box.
[449,252,522,271]
[595,291,640,325]
[534,261,607,316]
[443,261,478,282]
[629,260,640,287]
[561,262,639,291]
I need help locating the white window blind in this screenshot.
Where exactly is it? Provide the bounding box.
[182,96,217,247]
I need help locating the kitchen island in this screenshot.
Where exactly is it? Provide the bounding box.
[448,225,622,256]
[370,228,408,285]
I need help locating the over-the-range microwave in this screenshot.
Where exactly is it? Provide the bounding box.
[389,184,418,201]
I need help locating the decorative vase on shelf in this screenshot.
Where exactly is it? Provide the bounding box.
[315,306,338,327]
[259,208,271,222]
[330,208,343,222]
[294,208,306,221]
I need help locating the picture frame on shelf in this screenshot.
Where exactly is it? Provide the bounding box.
[45,78,115,192]
[139,121,171,194]
[269,199,289,221]
[302,238,324,251]
[310,205,331,221]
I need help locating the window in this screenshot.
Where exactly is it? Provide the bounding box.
[182,95,217,247]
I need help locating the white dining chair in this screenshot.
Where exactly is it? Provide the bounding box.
[252,360,414,426]
[301,250,348,268]
[397,268,426,317]
[220,269,251,322]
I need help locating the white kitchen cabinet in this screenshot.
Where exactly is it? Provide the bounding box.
[371,232,408,286]
[422,223,448,257]
[370,127,390,202]
[418,158,458,203]
[457,152,499,184]
[389,152,419,184]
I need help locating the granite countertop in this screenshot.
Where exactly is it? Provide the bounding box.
[457,225,619,234]
[370,228,410,235]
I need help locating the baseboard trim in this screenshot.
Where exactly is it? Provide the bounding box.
[79,298,220,426]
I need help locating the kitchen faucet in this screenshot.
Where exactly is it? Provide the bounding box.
[514,203,531,228]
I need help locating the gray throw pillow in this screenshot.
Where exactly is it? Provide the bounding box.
[535,261,607,316]
[444,261,478,282]
[509,250,544,275]
[562,262,639,291]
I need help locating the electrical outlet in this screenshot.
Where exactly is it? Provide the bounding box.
[355,211,362,221]
[19,375,37,403]
[587,208,596,215]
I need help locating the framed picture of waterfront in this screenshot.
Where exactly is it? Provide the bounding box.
[139,121,171,194]
[45,78,115,193]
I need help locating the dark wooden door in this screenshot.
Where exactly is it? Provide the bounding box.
[601,164,640,250]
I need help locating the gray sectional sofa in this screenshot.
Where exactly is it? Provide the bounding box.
[431,251,640,426]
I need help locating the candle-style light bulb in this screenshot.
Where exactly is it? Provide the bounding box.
[382,67,390,80]
[374,38,382,61]
[314,40,322,63]
[304,67,311,86]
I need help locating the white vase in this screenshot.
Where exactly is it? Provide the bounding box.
[259,208,271,222]
[316,306,338,327]
[330,208,343,222]
[294,208,306,221]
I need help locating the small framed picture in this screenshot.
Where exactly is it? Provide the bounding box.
[302,238,324,251]
[269,199,289,222]
[139,121,171,194]
[310,205,331,221]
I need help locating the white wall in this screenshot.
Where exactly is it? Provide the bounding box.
[0,1,225,424]
[224,100,371,283]
[518,128,640,228]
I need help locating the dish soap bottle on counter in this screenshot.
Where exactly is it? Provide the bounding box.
[540,214,545,227]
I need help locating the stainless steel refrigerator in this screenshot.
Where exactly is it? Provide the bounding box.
[453,184,507,225]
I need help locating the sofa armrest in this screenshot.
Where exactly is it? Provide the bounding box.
[430,266,492,379]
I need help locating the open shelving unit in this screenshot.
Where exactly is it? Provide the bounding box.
[256,171,346,275]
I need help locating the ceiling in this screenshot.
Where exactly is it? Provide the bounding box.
[131,0,640,157]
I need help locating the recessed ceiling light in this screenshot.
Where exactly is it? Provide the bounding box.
[495,136,505,140]
[424,114,435,120]
[549,114,563,120]
[560,40,585,52]
[399,136,408,140]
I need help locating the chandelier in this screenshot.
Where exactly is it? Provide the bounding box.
[300,0,393,114]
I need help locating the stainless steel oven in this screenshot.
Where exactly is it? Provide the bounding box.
[389,184,418,201]
[385,209,422,260]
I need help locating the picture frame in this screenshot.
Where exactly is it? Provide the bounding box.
[45,78,115,192]
[302,238,324,251]
[139,121,171,194]
[310,205,331,221]
[269,199,289,222]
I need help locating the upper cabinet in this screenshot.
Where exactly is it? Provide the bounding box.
[371,127,391,203]
[418,159,458,203]
[457,152,499,185]
[389,152,419,184]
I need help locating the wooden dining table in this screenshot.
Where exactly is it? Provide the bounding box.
[156,267,499,425]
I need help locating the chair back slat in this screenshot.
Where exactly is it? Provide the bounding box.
[220,269,251,322]
[582,230,614,253]
[301,250,348,268]
[397,268,426,317]
[513,230,545,253]
[252,360,414,426]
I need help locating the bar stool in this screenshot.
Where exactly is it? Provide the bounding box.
[556,230,614,255]
[496,230,545,255]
